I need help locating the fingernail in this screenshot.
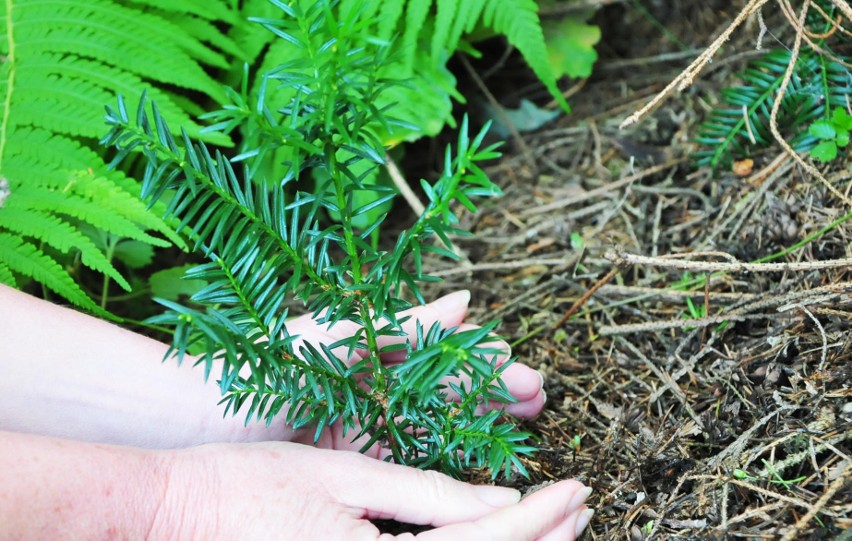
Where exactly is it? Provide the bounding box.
[568,486,593,510]
[537,370,545,388]
[474,485,521,507]
[434,289,470,311]
[574,508,594,537]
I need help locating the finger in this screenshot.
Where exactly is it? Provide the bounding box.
[391,322,542,419]
[468,362,545,420]
[330,452,522,526]
[496,371,546,419]
[376,480,591,541]
[296,422,393,460]
[385,322,511,367]
[285,291,472,365]
[536,506,594,541]
[478,362,543,402]
[376,291,471,361]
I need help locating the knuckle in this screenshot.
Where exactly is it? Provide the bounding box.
[415,468,452,502]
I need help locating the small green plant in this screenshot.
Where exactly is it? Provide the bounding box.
[693,0,851,173]
[682,296,729,332]
[680,297,706,332]
[672,271,706,291]
[103,1,535,479]
[567,433,585,460]
[808,107,852,162]
[694,50,851,171]
[684,297,706,319]
[568,433,584,452]
[671,272,731,332]
[733,461,807,492]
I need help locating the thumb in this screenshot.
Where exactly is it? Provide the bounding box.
[385,290,470,337]
[333,452,519,526]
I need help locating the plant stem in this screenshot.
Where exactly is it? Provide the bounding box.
[100,237,117,310]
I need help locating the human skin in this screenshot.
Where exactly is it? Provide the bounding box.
[0,284,593,539]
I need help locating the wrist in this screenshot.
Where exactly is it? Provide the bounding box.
[144,443,239,539]
[0,431,168,540]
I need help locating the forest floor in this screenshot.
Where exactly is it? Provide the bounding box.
[405,1,852,539]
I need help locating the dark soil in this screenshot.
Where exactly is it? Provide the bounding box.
[404,1,852,539]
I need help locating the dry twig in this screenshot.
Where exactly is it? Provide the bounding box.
[385,153,425,216]
[605,247,852,274]
[619,0,772,128]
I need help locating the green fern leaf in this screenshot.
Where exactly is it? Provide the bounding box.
[9,0,229,102]
[229,0,281,63]
[0,206,131,291]
[447,0,486,52]
[340,0,381,25]
[13,73,114,138]
[0,232,101,313]
[125,0,238,23]
[374,0,567,140]
[170,15,246,62]
[5,128,181,245]
[0,258,14,286]
[482,0,568,111]
[402,0,433,69]
[375,0,405,42]
[432,0,456,60]
[9,187,168,248]
[19,54,225,144]
[0,0,242,309]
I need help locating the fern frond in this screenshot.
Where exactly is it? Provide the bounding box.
[447,0,487,53]
[17,54,223,143]
[9,0,229,100]
[168,15,245,61]
[0,206,130,291]
[482,0,568,110]
[0,259,14,286]
[125,0,238,23]
[12,72,113,138]
[0,0,241,309]
[401,0,433,70]
[10,185,168,248]
[389,0,566,110]
[402,0,567,135]
[0,232,101,312]
[0,127,176,306]
[5,128,181,241]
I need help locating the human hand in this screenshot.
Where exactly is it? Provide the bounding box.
[282,290,546,453]
[285,290,545,422]
[150,441,594,541]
